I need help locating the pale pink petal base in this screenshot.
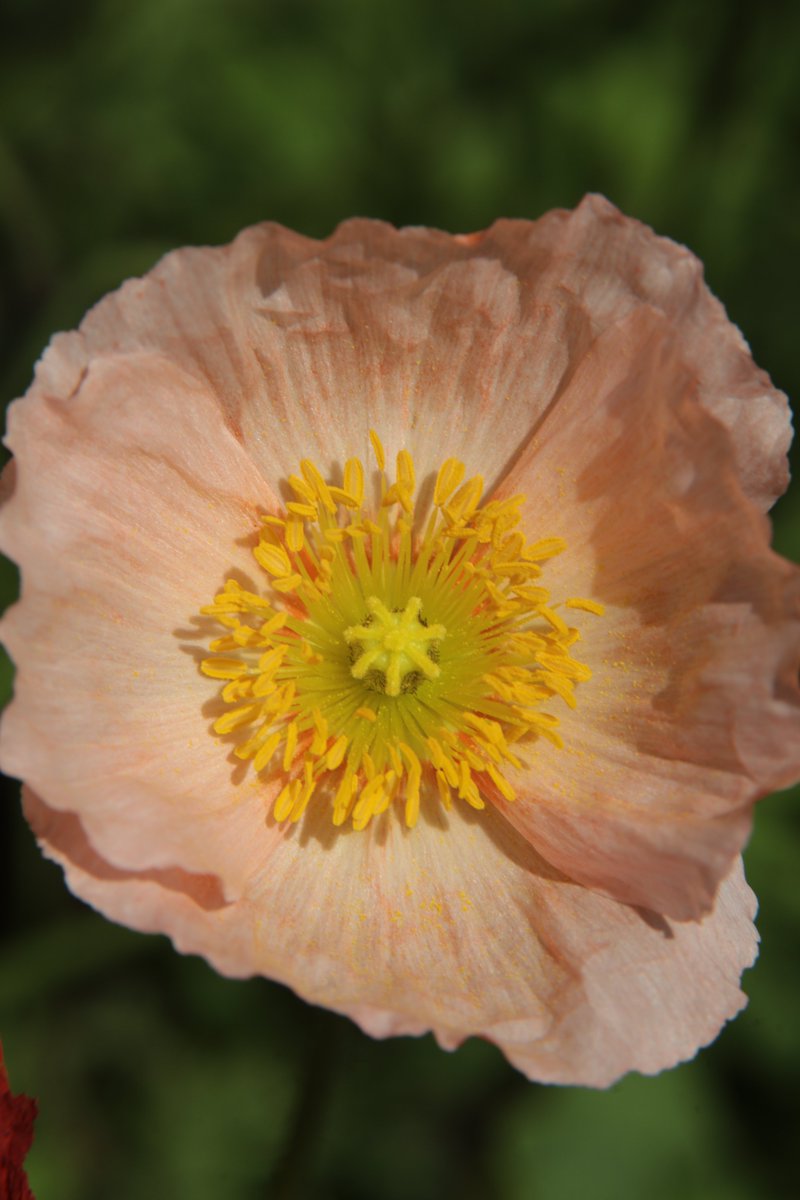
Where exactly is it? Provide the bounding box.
[25,788,758,1088]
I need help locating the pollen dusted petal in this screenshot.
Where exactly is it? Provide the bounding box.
[25,790,758,1089]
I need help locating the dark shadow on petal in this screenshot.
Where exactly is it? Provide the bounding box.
[632,906,674,937]
[0,457,18,507]
[475,799,570,882]
[23,788,230,912]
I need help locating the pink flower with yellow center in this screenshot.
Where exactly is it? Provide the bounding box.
[1,196,798,1087]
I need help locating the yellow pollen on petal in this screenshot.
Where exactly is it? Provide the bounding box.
[199,436,603,831]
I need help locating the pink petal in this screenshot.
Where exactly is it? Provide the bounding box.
[21,199,786,509]
[474,194,790,510]
[0,353,282,898]
[25,789,757,1088]
[24,223,535,493]
[493,306,800,918]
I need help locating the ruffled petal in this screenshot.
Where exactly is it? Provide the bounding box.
[473,194,791,510]
[0,352,282,898]
[23,199,786,511]
[492,306,800,918]
[24,223,537,494]
[25,790,757,1088]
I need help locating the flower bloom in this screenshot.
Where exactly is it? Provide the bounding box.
[0,1042,37,1200]
[2,196,799,1086]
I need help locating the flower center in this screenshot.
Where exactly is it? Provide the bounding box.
[345,596,445,695]
[199,431,603,831]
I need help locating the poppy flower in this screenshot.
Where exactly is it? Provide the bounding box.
[1,195,798,1086]
[0,1041,37,1200]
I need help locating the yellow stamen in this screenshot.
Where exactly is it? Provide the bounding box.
[369,429,386,472]
[566,597,606,616]
[200,438,602,831]
[434,458,466,506]
[343,457,365,505]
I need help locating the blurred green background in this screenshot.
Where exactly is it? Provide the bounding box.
[1,0,799,1196]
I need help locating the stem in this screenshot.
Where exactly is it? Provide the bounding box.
[267,1010,339,1200]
